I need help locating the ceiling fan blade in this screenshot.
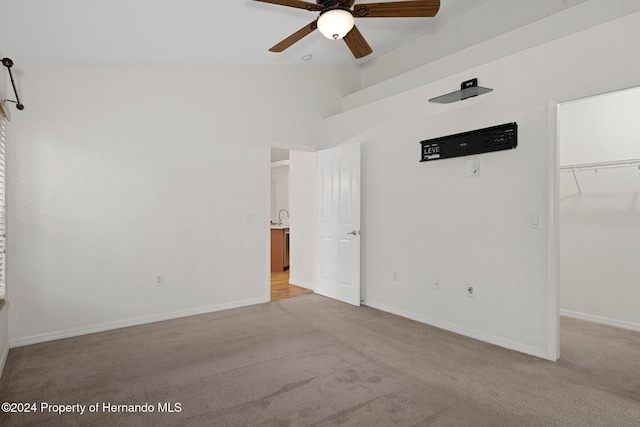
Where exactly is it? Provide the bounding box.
[343,26,373,59]
[354,0,440,18]
[253,0,323,12]
[269,20,318,52]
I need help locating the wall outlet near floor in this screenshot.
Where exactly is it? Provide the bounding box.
[466,285,474,297]
[393,271,399,281]
[156,274,164,287]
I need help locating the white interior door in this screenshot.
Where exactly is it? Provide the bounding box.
[316,143,361,306]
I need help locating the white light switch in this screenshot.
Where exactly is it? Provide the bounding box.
[530,213,541,228]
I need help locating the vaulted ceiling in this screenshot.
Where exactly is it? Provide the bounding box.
[0,0,590,67]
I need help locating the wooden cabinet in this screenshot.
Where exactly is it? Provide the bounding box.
[270,228,290,272]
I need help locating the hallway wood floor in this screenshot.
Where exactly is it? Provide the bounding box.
[271,270,313,301]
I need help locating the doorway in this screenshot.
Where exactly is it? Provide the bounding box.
[269,147,316,301]
[556,86,640,361]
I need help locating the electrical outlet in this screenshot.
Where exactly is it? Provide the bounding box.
[466,285,474,297]
[393,271,399,281]
[433,280,440,290]
[156,275,164,287]
[465,157,481,178]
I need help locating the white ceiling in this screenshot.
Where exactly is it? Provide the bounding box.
[0,0,586,67]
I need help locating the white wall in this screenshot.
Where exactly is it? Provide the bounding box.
[346,0,640,111]
[358,0,591,90]
[558,87,640,330]
[559,87,640,165]
[288,150,316,290]
[270,165,289,225]
[323,11,640,360]
[7,65,359,345]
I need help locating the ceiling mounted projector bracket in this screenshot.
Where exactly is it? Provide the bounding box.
[429,78,493,104]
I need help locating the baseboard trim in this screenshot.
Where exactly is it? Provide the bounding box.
[288,278,314,291]
[364,300,551,361]
[560,309,640,332]
[10,297,268,348]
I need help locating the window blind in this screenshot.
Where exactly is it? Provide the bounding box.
[0,117,5,300]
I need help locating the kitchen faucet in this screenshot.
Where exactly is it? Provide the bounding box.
[277,209,289,225]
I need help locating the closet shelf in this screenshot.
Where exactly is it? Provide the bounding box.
[560,158,640,171]
[559,158,640,196]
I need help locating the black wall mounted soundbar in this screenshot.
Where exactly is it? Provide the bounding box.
[420,122,517,162]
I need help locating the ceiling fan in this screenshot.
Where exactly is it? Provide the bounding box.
[253,0,441,59]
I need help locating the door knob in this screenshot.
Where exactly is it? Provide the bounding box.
[347,230,360,236]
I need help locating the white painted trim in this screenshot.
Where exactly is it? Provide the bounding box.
[266,141,318,302]
[0,340,8,377]
[547,100,560,362]
[266,141,317,153]
[560,310,640,332]
[288,278,314,291]
[0,338,8,378]
[266,145,274,302]
[364,300,550,361]
[271,160,290,169]
[9,297,268,348]
[550,77,640,362]
[0,301,8,379]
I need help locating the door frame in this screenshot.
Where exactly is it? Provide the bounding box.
[547,77,640,361]
[265,142,317,302]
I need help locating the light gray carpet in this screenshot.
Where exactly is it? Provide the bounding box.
[0,294,639,426]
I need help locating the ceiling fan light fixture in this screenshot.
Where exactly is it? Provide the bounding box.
[317,9,355,40]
